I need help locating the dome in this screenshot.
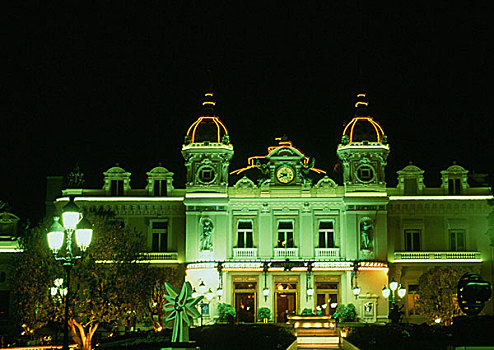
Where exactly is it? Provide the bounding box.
[342,93,385,143]
[185,93,230,144]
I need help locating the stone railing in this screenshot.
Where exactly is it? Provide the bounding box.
[394,251,481,261]
[274,248,299,258]
[142,252,179,261]
[315,248,340,259]
[233,248,258,259]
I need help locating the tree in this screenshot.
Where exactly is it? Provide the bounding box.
[12,208,148,350]
[142,265,185,332]
[417,266,466,325]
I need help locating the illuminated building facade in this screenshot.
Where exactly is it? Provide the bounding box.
[46,93,493,324]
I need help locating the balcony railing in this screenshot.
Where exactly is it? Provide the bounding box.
[394,251,482,261]
[142,252,179,261]
[274,247,299,258]
[233,248,258,259]
[315,248,340,259]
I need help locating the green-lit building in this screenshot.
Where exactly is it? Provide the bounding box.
[36,93,493,325]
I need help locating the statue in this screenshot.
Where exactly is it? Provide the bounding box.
[300,158,316,185]
[163,282,203,342]
[360,219,374,250]
[255,159,270,185]
[200,217,214,250]
[67,165,85,188]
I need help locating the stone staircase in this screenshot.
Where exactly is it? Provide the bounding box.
[287,316,341,349]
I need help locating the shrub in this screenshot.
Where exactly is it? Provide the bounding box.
[300,308,315,316]
[257,307,271,321]
[217,303,236,324]
[334,303,357,322]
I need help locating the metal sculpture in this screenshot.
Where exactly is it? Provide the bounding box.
[164,281,203,342]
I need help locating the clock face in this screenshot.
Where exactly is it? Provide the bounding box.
[276,166,295,184]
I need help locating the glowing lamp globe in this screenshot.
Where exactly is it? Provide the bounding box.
[47,217,65,252]
[353,286,361,297]
[206,289,214,301]
[62,199,82,230]
[192,289,199,298]
[398,286,407,299]
[198,280,207,294]
[262,288,270,297]
[389,280,399,291]
[216,288,224,296]
[382,285,391,298]
[75,217,93,251]
[307,288,314,296]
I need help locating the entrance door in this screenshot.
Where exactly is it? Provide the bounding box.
[276,292,296,323]
[315,282,339,316]
[234,281,257,322]
[235,293,256,322]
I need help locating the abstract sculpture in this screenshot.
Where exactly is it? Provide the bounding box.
[164,281,203,342]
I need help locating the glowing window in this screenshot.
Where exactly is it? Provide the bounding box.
[277,221,294,248]
[318,220,335,248]
[151,221,168,252]
[110,180,124,196]
[407,284,420,316]
[404,229,421,251]
[153,180,167,196]
[448,179,462,195]
[449,229,466,251]
[237,220,253,248]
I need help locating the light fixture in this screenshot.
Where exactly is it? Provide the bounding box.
[206,288,214,301]
[216,287,223,297]
[47,197,92,350]
[352,261,361,299]
[353,286,361,297]
[307,288,314,297]
[61,197,82,230]
[263,262,270,301]
[398,285,407,299]
[192,288,199,298]
[47,217,65,253]
[198,280,207,294]
[382,285,391,299]
[389,279,398,291]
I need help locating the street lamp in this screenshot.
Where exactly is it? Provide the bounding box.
[382,279,407,305]
[47,197,92,350]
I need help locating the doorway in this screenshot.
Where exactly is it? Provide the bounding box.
[315,282,339,316]
[275,283,297,323]
[234,281,257,322]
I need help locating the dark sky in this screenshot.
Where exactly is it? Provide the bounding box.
[2,2,493,223]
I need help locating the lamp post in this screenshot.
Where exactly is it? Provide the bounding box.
[382,278,407,323]
[382,279,407,305]
[352,262,361,299]
[47,197,92,350]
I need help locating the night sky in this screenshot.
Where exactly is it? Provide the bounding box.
[2,2,493,223]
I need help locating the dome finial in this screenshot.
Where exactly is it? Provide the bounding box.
[202,92,216,116]
[355,93,369,117]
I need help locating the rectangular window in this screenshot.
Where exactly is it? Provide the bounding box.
[151,221,168,252]
[318,220,335,248]
[110,180,124,196]
[407,284,420,316]
[404,229,421,251]
[237,220,253,248]
[448,179,462,195]
[153,180,167,196]
[277,221,294,248]
[450,229,466,251]
[404,178,418,195]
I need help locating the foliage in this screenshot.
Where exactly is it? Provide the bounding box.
[140,265,185,332]
[12,208,148,350]
[257,307,271,321]
[347,323,452,350]
[333,303,357,322]
[417,266,465,325]
[300,308,315,316]
[217,303,236,324]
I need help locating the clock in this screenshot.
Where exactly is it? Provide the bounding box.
[276,165,295,184]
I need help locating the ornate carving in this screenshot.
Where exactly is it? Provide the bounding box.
[360,218,374,250]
